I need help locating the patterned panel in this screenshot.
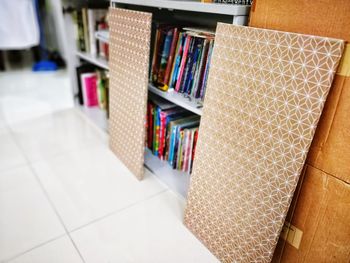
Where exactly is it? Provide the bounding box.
[108,8,152,180]
[184,24,344,262]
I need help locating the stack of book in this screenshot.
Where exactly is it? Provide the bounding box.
[150,26,215,101]
[73,8,109,60]
[76,64,109,114]
[146,95,200,174]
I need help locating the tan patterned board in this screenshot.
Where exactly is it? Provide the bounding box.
[108,8,152,180]
[184,24,344,262]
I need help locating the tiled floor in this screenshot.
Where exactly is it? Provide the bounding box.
[0,70,218,262]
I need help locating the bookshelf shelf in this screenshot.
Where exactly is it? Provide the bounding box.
[95,30,109,43]
[78,106,108,132]
[148,83,203,115]
[144,149,190,198]
[112,0,250,16]
[76,51,109,70]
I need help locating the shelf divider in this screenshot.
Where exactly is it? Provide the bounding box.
[148,83,203,115]
[76,51,109,70]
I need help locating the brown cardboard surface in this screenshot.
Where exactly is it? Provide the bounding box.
[250,0,350,41]
[249,0,350,183]
[307,75,350,183]
[271,165,350,263]
[184,23,343,263]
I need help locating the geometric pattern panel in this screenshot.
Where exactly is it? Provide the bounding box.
[184,24,344,262]
[108,8,152,180]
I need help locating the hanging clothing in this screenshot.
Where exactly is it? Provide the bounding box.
[0,0,40,49]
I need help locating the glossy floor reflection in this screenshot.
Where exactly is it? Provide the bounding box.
[0,69,218,262]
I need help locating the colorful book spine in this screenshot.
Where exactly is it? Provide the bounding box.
[147,103,154,150]
[151,28,165,83]
[161,28,179,90]
[157,29,174,86]
[179,37,195,93]
[175,35,191,92]
[81,73,98,107]
[169,33,185,89]
[200,39,214,99]
[158,111,167,159]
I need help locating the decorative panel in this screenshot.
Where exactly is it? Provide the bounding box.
[184,23,344,262]
[108,8,152,180]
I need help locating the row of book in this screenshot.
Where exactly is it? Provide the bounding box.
[76,64,109,114]
[146,95,200,174]
[151,26,215,101]
[72,8,109,60]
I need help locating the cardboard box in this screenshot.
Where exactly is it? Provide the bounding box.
[249,0,350,183]
[271,165,350,263]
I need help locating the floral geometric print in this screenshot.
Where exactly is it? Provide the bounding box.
[108,8,152,180]
[184,23,344,263]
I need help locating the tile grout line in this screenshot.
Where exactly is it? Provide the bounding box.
[7,131,87,263]
[2,234,66,263]
[69,189,169,234]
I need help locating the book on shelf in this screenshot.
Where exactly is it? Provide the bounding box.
[76,64,109,115]
[72,8,109,60]
[146,95,200,174]
[150,26,215,101]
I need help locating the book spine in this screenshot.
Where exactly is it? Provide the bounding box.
[159,112,167,159]
[168,126,177,166]
[192,39,208,97]
[157,29,174,88]
[179,37,196,93]
[169,33,185,89]
[186,39,203,94]
[175,35,191,92]
[87,9,96,56]
[200,40,214,100]
[147,103,154,150]
[82,8,90,53]
[191,130,199,173]
[151,28,165,83]
[162,28,179,90]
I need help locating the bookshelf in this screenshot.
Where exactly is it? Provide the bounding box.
[107,1,251,198]
[111,0,250,16]
[76,51,109,70]
[144,149,190,198]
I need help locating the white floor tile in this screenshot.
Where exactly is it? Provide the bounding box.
[7,236,83,263]
[71,191,219,263]
[0,166,66,262]
[10,109,107,162]
[0,129,27,172]
[31,145,167,231]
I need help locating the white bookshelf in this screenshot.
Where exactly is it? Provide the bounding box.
[95,30,110,43]
[78,106,108,132]
[148,83,203,115]
[144,149,191,198]
[76,51,109,70]
[112,0,250,16]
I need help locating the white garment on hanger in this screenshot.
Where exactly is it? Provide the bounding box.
[0,0,40,49]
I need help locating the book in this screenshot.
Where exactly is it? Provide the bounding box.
[82,8,90,53]
[157,29,174,87]
[80,72,98,107]
[179,37,196,93]
[192,39,209,97]
[151,26,167,83]
[169,33,186,89]
[175,35,192,92]
[161,28,179,90]
[199,39,214,99]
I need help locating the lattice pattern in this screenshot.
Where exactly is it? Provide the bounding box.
[108,8,152,180]
[184,24,344,262]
